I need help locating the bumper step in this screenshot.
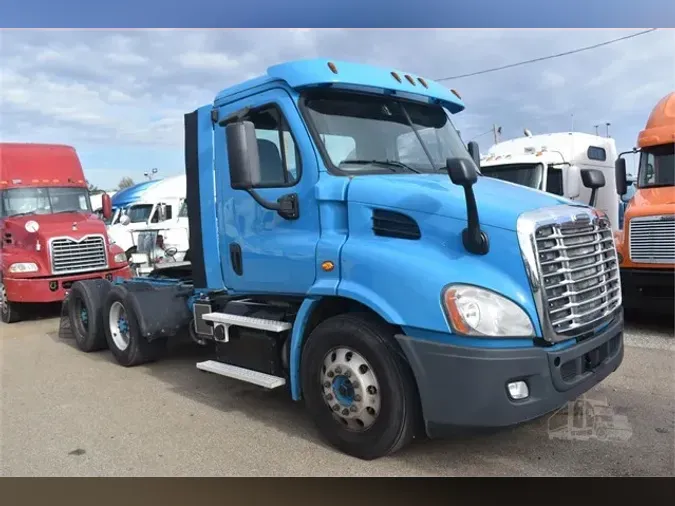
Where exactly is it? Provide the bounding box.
[196,360,286,389]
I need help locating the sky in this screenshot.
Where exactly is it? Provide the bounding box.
[1,28,673,190]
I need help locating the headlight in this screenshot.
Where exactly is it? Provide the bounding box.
[9,262,39,274]
[113,253,127,264]
[442,284,534,337]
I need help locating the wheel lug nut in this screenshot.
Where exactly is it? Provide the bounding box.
[341,409,349,416]
[325,394,333,401]
[333,405,340,411]
[350,405,357,412]
[323,381,331,388]
[354,394,361,402]
[345,370,351,378]
[327,371,334,378]
[335,367,342,374]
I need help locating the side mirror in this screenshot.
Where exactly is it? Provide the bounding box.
[581,168,605,208]
[467,141,481,168]
[566,165,581,199]
[615,158,628,196]
[120,214,131,226]
[102,193,112,220]
[446,157,478,188]
[164,246,178,257]
[226,121,261,190]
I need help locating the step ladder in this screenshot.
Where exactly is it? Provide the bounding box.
[196,312,291,389]
[200,312,292,343]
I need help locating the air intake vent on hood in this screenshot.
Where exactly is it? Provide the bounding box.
[372,209,421,240]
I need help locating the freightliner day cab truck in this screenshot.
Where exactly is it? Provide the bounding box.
[480,132,620,230]
[614,92,675,313]
[0,143,132,323]
[64,60,625,460]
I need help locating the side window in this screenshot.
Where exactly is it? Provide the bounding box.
[587,146,607,162]
[165,205,172,220]
[246,106,301,187]
[546,167,564,195]
[320,134,356,166]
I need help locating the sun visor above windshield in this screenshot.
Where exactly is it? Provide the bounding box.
[266,59,466,114]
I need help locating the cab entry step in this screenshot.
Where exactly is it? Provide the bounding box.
[196,360,287,389]
[200,312,292,342]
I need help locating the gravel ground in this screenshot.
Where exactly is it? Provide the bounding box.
[1,305,673,477]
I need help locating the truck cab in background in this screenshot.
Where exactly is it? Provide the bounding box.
[480,133,619,230]
[66,59,625,460]
[614,92,675,314]
[0,143,132,323]
[108,175,186,258]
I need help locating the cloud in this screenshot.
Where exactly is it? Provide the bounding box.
[1,28,673,186]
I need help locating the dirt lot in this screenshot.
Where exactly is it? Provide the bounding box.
[1,305,673,477]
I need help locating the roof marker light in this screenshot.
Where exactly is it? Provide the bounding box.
[451,89,462,100]
[404,74,416,86]
[418,77,429,88]
[327,62,338,74]
[391,71,402,83]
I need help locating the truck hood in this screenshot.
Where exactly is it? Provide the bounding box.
[624,186,675,220]
[2,212,107,248]
[346,173,580,231]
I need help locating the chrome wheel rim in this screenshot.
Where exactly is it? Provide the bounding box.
[320,347,381,432]
[0,283,8,317]
[109,301,130,351]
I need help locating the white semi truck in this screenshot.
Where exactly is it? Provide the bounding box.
[480,132,621,230]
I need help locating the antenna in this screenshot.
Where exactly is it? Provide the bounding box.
[594,124,600,136]
[605,122,611,138]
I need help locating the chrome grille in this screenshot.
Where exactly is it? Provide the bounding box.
[534,215,621,338]
[50,235,108,275]
[629,215,675,264]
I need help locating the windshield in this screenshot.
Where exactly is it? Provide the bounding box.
[302,91,472,174]
[482,163,544,190]
[0,186,91,218]
[638,143,674,188]
[125,204,154,223]
[178,201,188,218]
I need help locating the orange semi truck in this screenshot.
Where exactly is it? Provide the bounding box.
[0,143,132,323]
[615,92,675,313]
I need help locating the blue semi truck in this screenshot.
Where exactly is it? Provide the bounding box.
[64,59,625,460]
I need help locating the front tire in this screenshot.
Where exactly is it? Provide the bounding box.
[67,279,111,352]
[103,286,167,367]
[0,282,21,324]
[301,313,419,460]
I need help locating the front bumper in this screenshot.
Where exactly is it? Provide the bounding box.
[395,313,624,438]
[4,265,132,303]
[619,267,674,313]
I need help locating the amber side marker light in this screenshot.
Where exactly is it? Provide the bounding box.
[321,261,335,272]
[451,89,461,100]
[443,288,471,335]
[404,74,416,86]
[391,71,402,83]
[327,62,338,74]
[418,77,429,88]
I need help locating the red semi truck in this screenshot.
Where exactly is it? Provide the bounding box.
[0,143,132,323]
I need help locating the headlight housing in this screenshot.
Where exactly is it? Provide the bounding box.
[9,262,39,274]
[113,252,127,264]
[442,284,534,337]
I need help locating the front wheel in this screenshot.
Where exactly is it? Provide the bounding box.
[301,313,420,460]
[0,282,21,324]
[103,286,167,367]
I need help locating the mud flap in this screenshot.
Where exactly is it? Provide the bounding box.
[58,293,73,340]
[124,284,193,341]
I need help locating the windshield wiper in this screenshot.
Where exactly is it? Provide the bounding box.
[8,211,39,218]
[340,159,422,173]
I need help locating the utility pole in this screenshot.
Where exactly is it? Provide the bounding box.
[493,124,501,144]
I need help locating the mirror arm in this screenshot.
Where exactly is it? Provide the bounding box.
[589,188,598,207]
[245,189,299,220]
[461,186,489,255]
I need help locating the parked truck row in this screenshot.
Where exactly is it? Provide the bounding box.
[2,59,670,460]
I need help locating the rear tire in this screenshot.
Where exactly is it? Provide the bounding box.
[103,285,167,367]
[67,279,111,352]
[0,282,21,324]
[301,312,419,460]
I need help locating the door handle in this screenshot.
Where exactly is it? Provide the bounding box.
[229,243,243,276]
